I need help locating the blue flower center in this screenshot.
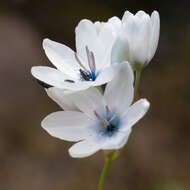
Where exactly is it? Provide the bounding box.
[94,109,121,137]
[80,69,96,81]
[104,115,120,137]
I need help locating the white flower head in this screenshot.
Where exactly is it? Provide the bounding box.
[41,63,150,158]
[31,18,120,92]
[112,10,160,69]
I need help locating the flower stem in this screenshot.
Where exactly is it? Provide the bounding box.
[134,68,142,99]
[98,151,118,190]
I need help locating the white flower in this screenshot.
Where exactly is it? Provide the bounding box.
[112,10,160,69]
[31,18,120,92]
[41,63,150,158]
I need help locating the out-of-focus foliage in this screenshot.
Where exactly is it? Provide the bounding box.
[156,183,188,190]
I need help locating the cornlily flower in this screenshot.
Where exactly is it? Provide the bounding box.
[41,63,150,158]
[112,10,160,69]
[31,18,120,92]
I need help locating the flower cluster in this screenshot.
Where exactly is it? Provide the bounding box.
[31,10,160,158]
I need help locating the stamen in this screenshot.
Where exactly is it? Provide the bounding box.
[85,46,96,72]
[75,53,88,72]
[105,105,111,116]
[90,51,96,71]
[94,111,109,127]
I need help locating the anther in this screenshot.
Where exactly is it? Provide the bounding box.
[85,46,96,72]
[79,69,91,81]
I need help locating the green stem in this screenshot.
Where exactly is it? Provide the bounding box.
[98,151,118,190]
[134,69,142,98]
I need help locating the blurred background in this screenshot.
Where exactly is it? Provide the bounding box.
[0,0,190,190]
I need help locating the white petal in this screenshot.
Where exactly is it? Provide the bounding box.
[121,99,150,131]
[41,111,94,142]
[148,11,160,62]
[57,80,93,91]
[98,22,116,51]
[99,42,113,69]
[135,10,147,18]
[122,11,133,24]
[94,21,102,34]
[98,17,121,50]
[116,129,132,148]
[69,138,100,158]
[31,66,68,88]
[111,35,130,64]
[75,19,105,71]
[43,39,79,78]
[46,87,78,111]
[102,129,131,150]
[108,16,122,34]
[93,65,116,86]
[72,87,105,119]
[122,15,137,63]
[122,12,151,65]
[104,62,134,114]
[132,13,151,64]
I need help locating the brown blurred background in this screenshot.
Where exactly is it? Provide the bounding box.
[0,0,190,190]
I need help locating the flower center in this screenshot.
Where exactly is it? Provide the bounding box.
[75,46,97,81]
[105,116,120,136]
[79,69,96,81]
[94,106,120,137]
[107,123,116,133]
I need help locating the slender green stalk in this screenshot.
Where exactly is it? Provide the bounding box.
[134,69,142,98]
[98,151,118,190]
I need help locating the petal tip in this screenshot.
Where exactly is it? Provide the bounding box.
[151,10,160,19]
[76,19,93,29]
[152,10,159,15]
[122,10,133,21]
[42,38,52,49]
[68,148,76,158]
[123,10,133,16]
[68,146,84,158]
[142,98,150,110]
[31,66,39,76]
[136,10,146,16]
